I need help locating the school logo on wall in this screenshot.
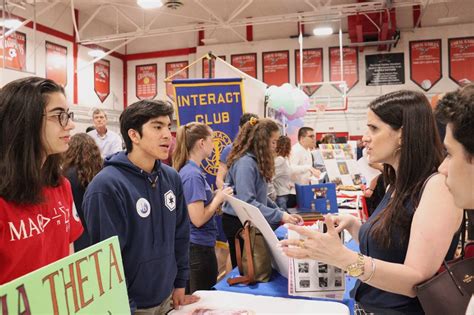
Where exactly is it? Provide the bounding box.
[0,31,26,71]
[94,59,110,103]
[164,190,176,212]
[136,198,151,218]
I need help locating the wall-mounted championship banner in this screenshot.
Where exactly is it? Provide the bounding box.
[136,64,157,100]
[295,48,323,96]
[202,55,226,79]
[45,41,67,87]
[166,61,188,101]
[0,31,26,71]
[231,53,257,78]
[366,53,405,86]
[409,39,442,91]
[94,59,110,102]
[329,46,359,93]
[0,237,129,314]
[172,78,244,188]
[262,50,289,86]
[448,36,474,85]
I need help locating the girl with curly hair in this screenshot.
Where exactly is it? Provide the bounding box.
[222,118,303,267]
[63,133,103,251]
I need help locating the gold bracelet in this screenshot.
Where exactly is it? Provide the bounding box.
[363,257,376,283]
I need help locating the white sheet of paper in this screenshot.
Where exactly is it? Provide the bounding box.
[224,194,289,278]
[169,290,350,314]
[356,156,381,185]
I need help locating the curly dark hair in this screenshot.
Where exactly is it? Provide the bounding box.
[62,133,103,187]
[276,135,291,158]
[227,118,280,182]
[435,83,474,159]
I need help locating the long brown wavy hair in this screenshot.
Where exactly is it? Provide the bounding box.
[227,118,280,182]
[368,90,443,248]
[173,122,212,172]
[276,135,291,158]
[62,133,103,187]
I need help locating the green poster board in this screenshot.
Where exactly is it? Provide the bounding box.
[0,236,129,314]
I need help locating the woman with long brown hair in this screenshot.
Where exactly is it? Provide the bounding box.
[63,133,103,251]
[280,90,462,314]
[173,122,232,293]
[222,118,303,268]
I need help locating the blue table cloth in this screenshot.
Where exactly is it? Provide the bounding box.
[214,225,359,314]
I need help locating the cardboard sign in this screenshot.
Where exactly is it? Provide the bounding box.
[329,47,359,93]
[0,31,26,71]
[262,50,289,86]
[45,41,68,87]
[448,36,474,85]
[295,48,323,96]
[94,59,110,102]
[0,237,129,314]
[231,53,257,78]
[136,64,157,100]
[166,61,188,101]
[409,39,442,91]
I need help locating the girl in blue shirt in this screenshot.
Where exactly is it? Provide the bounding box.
[173,122,232,293]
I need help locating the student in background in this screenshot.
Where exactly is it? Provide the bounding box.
[62,133,103,251]
[280,90,462,314]
[88,108,123,158]
[173,122,233,293]
[222,118,303,267]
[215,113,258,189]
[83,100,198,313]
[0,77,82,285]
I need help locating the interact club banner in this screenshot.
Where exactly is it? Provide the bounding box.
[0,237,129,314]
[295,48,323,96]
[136,64,157,100]
[0,31,26,71]
[329,46,359,93]
[231,53,257,78]
[172,78,244,188]
[166,61,188,101]
[448,36,474,85]
[202,55,226,79]
[45,41,68,87]
[94,59,110,102]
[409,39,442,91]
[262,50,289,86]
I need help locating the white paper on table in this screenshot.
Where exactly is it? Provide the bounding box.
[224,194,288,278]
[169,290,350,314]
[356,156,381,185]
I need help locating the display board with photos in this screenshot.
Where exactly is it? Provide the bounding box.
[319,144,363,187]
[288,222,345,300]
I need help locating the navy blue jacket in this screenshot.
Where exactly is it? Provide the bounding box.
[83,152,190,310]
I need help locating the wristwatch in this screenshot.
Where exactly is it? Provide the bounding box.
[346,253,365,277]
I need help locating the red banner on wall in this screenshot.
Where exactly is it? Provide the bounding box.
[0,31,26,71]
[409,39,442,91]
[136,64,157,100]
[166,61,188,101]
[329,47,359,93]
[231,53,257,78]
[449,36,474,85]
[295,48,323,96]
[202,55,225,79]
[263,50,289,86]
[45,41,67,87]
[94,59,110,103]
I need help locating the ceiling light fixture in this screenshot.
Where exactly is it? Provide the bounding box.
[0,19,22,30]
[137,0,164,9]
[88,49,106,58]
[313,26,333,36]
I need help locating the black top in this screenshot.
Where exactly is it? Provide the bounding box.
[65,167,90,252]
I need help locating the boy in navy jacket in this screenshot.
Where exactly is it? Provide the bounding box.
[83,100,198,313]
